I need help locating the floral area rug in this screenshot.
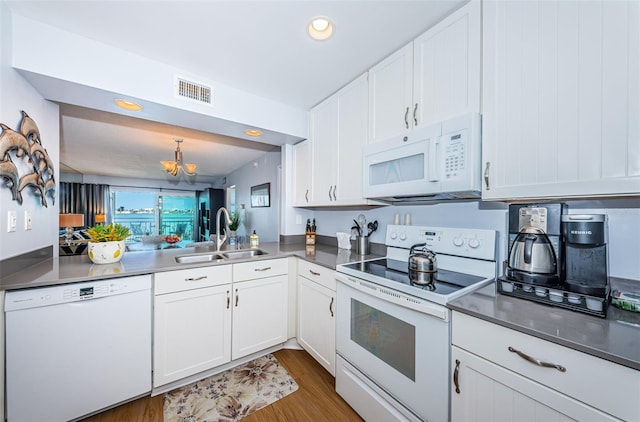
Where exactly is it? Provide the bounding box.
[164,353,299,422]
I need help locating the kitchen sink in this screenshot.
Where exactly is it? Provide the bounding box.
[175,253,225,263]
[221,249,268,260]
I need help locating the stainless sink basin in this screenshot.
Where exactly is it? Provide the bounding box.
[175,253,225,263]
[222,249,268,260]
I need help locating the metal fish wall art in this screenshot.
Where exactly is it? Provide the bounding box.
[0,111,56,207]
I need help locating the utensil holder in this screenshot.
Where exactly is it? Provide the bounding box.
[356,236,370,255]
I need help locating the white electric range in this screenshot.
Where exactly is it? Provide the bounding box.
[335,224,497,421]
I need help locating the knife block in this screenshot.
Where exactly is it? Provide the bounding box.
[306,231,316,245]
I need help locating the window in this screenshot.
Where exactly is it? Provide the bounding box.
[110,189,196,243]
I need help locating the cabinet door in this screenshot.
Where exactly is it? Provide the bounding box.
[154,285,231,387]
[232,275,288,360]
[310,97,338,204]
[482,0,640,200]
[335,73,369,205]
[297,276,336,376]
[413,0,480,127]
[451,347,617,422]
[368,42,414,143]
[293,140,311,206]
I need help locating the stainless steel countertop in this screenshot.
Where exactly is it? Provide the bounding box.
[0,242,381,291]
[448,278,640,371]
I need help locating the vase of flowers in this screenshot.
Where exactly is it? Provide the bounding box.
[86,223,130,264]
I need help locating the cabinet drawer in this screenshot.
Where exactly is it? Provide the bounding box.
[452,312,640,421]
[297,259,336,291]
[233,258,288,282]
[155,265,232,295]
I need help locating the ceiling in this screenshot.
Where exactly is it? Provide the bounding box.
[6,0,466,183]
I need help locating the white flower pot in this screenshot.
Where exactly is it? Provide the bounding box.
[88,240,125,264]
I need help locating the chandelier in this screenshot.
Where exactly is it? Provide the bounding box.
[160,138,197,176]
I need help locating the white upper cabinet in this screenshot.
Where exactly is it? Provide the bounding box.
[482,0,640,200]
[413,0,481,128]
[307,73,372,206]
[292,140,311,206]
[368,0,481,144]
[368,43,414,143]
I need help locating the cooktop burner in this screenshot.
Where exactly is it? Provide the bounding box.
[341,258,487,297]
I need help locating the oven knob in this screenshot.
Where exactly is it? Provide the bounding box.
[453,237,464,247]
[399,233,407,241]
[390,232,397,240]
[469,238,480,248]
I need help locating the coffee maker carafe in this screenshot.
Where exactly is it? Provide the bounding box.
[505,203,566,286]
[562,214,609,297]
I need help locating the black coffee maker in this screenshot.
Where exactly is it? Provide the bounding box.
[561,214,609,298]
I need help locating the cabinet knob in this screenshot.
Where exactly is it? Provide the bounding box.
[235,288,239,307]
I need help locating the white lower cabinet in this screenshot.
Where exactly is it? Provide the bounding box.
[451,347,616,421]
[153,265,233,388]
[451,311,640,421]
[153,259,289,388]
[154,285,232,387]
[231,275,288,359]
[231,259,289,360]
[296,260,336,375]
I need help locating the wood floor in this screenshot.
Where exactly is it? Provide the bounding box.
[82,349,363,422]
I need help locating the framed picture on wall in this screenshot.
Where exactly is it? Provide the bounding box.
[251,183,270,207]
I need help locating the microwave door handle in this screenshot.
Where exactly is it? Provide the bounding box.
[428,136,440,182]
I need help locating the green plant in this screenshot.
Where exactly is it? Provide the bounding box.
[228,211,240,231]
[86,223,131,242]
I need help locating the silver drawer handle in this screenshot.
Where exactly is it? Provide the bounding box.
[254,267,272,272]
[185,276,207,281]
[508,346,566,372]
[309,269,321,276]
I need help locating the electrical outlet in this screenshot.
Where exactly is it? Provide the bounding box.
[296,214,303,225]
[24,210,32,230]
[7,210,17,232]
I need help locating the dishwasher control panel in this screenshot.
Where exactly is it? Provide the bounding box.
[5,275,151,311]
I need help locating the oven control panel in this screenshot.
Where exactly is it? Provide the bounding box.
[386,225,497,260]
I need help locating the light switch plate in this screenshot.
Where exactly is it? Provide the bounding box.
[7,210,17,232]
[24,210,32,230]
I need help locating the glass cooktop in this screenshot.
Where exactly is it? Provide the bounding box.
[340,258,487,298]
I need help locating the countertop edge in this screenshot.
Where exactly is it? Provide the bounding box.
[448,279,640,372]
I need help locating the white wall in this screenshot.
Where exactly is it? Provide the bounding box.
[224,150,281,242]
[0,1,59,260]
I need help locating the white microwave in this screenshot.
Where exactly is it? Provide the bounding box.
[363,112,482,203]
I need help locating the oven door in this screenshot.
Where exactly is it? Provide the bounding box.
[336,273,450,422]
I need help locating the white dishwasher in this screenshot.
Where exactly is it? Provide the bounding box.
[5,275,152,422]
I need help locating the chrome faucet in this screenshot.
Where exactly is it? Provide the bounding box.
[215,207,232,251]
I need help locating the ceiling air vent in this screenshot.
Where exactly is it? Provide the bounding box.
[174,75,213,106]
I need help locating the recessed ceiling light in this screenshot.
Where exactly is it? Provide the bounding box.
[308,17,334,41]
[115,99,143,111]
[245,129,262,137]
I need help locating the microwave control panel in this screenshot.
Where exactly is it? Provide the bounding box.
[443,128,467,180]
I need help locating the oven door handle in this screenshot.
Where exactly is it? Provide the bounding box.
[335,273,448,321]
